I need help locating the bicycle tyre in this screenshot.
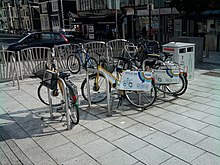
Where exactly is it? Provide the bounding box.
[37,83,63,106]
[67,54,81,74]
[66,83,79,125]
[157,74,187,96]
[125,81,157,109]
[81,73,110,103]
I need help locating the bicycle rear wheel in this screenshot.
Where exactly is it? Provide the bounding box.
[125,82,157,109]
[67,54,81,74]
[81,73,110,103]
[157,74,187,96]
[37,83,64,106]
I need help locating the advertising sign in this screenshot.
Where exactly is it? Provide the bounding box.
[118,71,152,91]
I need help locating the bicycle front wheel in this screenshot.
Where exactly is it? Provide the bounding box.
[37,83,63,106]
[81,73,110,103]
[67,54,81,74]
[66,83,79,125]
[125,82,157,109]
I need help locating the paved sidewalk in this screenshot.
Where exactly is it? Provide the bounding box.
[1,66,220,165]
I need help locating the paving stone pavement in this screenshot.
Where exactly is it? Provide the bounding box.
[1,65,220,165]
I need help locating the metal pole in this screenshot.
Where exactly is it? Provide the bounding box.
[115,0,118,39]
[149,1,152,40]
[158,0,161,42]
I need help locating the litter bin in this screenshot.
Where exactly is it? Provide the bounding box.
[162,42,195,80]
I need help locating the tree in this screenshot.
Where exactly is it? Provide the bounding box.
[170,0,208,17]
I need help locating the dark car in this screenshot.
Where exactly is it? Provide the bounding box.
[60,29,75,42]
[5,32,69,51]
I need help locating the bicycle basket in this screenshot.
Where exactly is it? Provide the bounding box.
[41,70,58,90]
[32,62,48,80]
[102,61,115,73]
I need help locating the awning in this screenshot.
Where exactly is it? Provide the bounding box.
[201,9,220,15]
[97,22,115,24]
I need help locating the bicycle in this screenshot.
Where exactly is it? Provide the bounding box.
[67,43,97,74]
[142,52,188,96]
[33,49,80,126]
[81,52,157,109]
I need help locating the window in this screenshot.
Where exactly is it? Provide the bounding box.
[52,0,59,12]
[41,2,47,13]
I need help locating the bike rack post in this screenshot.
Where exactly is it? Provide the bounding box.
[86,69,91,107]
[86,68,112,116]
[47,88,53,119]
[58,77,71,130]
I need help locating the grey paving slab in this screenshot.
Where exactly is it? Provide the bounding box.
[182,110,210,120]
[125,123,156,138]
[189,96,213,104]
[144,106,169,116]
[62,153,100,165]
[171,98,192,106]
[196,137,220,156]
[66,129,100,147]
[81,138,116,159]
[172,128,207,145]
[108,116,138,129]
[13,150,34,165]
[186,102,211,111]
[158,111,188,123]
[199,125,220,140]
[0,148,12,165]
[97,126,128,142]
[198,106,220,117]
[165,141,205,162]
[161,157,190,165]
[175,118,209,131]
[131,145,171,165]
[34,133,70,151]
[202,114,220,127]
[47,142,84,164]
[207,94,220,101]
[112,134,148,153]
[83,118,112,132]
[164,104,191,113]
[205,100,220,108]
[23,146,57,165]
[191,152,220,165]
[96,149,138,165]
[143,131,179,149]
[152,120,183,134]
[134,113,163,126]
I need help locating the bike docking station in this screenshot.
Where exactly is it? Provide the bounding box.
[43,70,72,130]
[85,67,112,116]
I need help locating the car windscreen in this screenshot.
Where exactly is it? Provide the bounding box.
[42,33,64,41]
[19,33,41,43]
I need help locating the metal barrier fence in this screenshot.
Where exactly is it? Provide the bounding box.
[107,39,129,58]
[0,39,131,88]
[0,50,20,89]
[19,47,51,79]
[83,41,107,61]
